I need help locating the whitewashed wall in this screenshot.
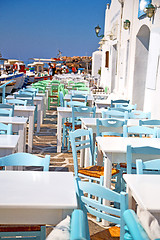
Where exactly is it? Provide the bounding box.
[92,51,102,78]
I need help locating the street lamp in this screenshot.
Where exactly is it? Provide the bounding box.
[123,20,130,30]
[95,25,104,38]
[144,3,155,18]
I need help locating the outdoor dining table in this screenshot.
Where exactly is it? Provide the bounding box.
[6,95,44,133]
[57,107,101,152]
[64,94,94,107]
[0,171,77,225]
[0,116,27,152]
[96,136,160,189]
[14,105,35,153]
[0,135,19,157]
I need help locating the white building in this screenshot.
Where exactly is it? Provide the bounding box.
[92,50,102,78]
[99,0,160,117]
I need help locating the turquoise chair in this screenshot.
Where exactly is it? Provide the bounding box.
[0,104,14,116]
[0,152,50,240]
[5,99,27,106]
[123,125,157,138]
[76,178,128,240]
[136,158,160,174]
[71,94,88,103]
[115,103,137,110]
[96,118,127,193]
[128,110,151,119]
[14,93,34,106]
[19,89,37,96]
[0,109,13,117]
[111,99,130,108]
[102,109,129,119]
[108,107,132,112]
[0,152,50,171]
[123,209,150,240]
[139,119,160,126]
[0,122,12,135]
[126,145,160,174]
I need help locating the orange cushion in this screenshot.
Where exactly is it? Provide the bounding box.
[78,166,119,178]
[64,122,81,130]
[109,226,120,237]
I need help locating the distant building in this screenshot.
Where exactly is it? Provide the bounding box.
[99,0,160,117]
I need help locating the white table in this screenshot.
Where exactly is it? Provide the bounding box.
[95,99,111,109]
[0,135,19,157]
[0,171,77,225]
[6,95,43,133]
[0,117,27,152]
[64,94,94,107]
[124,174,160,215]
[57,107,101,152]
[14,106,35,153]
[96,137,160,189]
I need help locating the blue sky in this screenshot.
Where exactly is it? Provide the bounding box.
[0,0,106,61]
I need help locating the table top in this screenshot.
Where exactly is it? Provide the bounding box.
[64,94,94,101]
[57,107,102,114]
[81,118,139,127]
[0,171,77,209]
[0,116,28,124]
[96,136,160,153]
[14,105,36,112]
[7,95,43,101]
[0,135,19,148]
[124,174,160,213]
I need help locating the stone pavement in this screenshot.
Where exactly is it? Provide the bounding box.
[32,107,119,240]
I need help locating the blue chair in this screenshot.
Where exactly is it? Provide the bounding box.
[0,104,14,116]
[123,209,150,240]
[76,178,128,240]
[115,103,137,110]
[5,99,27,106]
[111,99,130,108]
[19,89,37,96]
[123,125,157,138]
[126,145,160,174]
[128,110,151,119]
[102,109,129,119]
[0,122,12,135]
[14,93,34,106]
[139,119,160,126]
[136,158,160,174]
[0,152,50,240]
[0,109,13,117]
[0,152,50,171]
[71,94,88,103]
[108,107,132,112]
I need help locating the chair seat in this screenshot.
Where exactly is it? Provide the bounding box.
[64,122,81,129]
[48,95,58,98]
[0,225,45,232]
[78,165,119,178]
[108,226,120,238]
[120,163,136,169]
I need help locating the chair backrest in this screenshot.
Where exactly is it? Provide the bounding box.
[19,90,36,96]
[123,209,150,240]
[123,125,157,138]
[97,118,127,137]
[0,108,13,117]
[14,93,34,106]
[20,88,38,96]
[5,99,27,106]
[77,87,90,93]
[128,110,151,119]
[76,178,128,240]
[72,106,96,131]
[136,158,160,174]
[111,99,130,108]
[65,101,86,107]
[32,85,46,93]
[126,145,160,174]
[115,103,137,110]
[108,107,132,112]
[0,104,14,116]
[69,128,94,176]
[0,153,50,171]
[139,119,160,126]
[51,80,60,85]
[0,122,12,135]
[71,94,88,103]
[102,109,129,119]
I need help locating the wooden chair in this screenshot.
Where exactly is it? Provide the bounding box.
[102,109,129,119]
[0,109,13,117]
[126,145,160,174]
[111,99,130,108]
[48,84,59,109]
[76,178,128,240]
[5,99,27,106]
[136,158,160,174]
[0,104,14,116]
[128,110,151,119]
[0,152,50,240]
[0,122,12,135]
[123,209,150,240]
[123,125,157,138]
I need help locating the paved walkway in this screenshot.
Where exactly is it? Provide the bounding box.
[33,107,120,239]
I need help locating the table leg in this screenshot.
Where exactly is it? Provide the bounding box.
[36,102,41,133]
[57,112,62,152]
[28,113,34,153]
[17,126,25,152]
